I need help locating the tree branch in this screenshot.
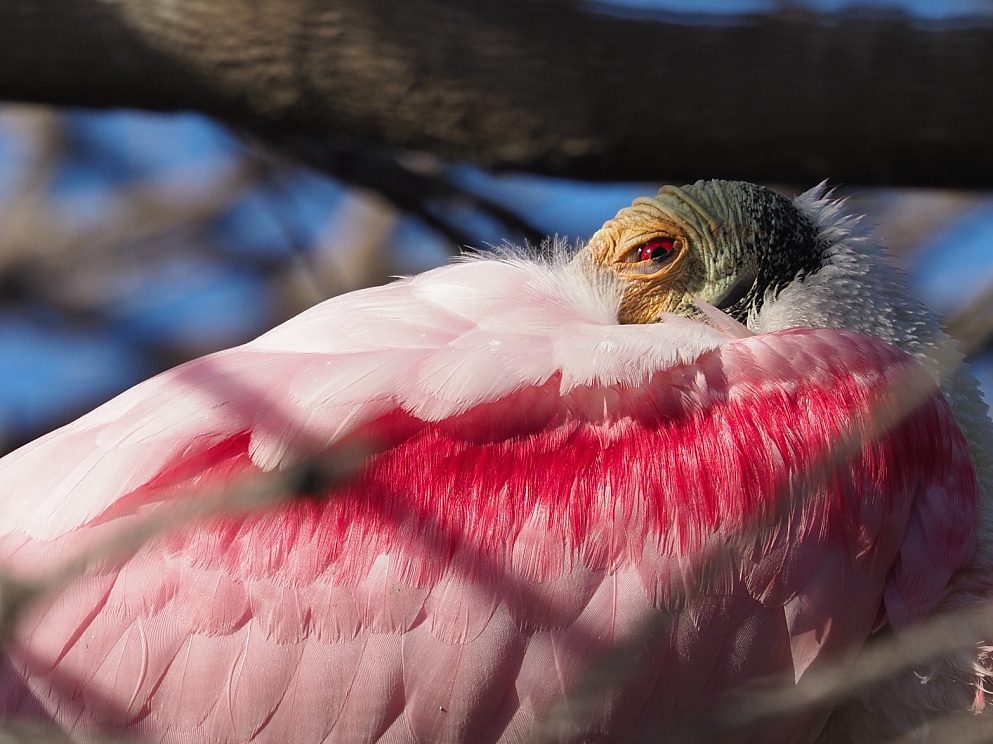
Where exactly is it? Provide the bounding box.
[0,0,992,187]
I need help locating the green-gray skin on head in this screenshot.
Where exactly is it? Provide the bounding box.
[583,179,826,325]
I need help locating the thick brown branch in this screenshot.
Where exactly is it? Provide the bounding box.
[0,0,992,187]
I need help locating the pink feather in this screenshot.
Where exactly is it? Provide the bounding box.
[0,258,977,743]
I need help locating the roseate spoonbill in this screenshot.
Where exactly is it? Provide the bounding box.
[0,180,990,744]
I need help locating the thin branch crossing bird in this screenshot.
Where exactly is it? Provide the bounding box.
[0,181,990,743]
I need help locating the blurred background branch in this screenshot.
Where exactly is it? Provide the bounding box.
[0,0,992,186]
[0,0,992,452]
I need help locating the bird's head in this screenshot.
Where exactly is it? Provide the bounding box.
[582,179,825,325]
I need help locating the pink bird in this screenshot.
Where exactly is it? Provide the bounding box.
[0,180,991,743]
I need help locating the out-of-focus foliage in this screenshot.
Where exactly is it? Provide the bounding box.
[0,107,416,452]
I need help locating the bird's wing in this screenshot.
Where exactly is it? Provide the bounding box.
[0,259,976,744]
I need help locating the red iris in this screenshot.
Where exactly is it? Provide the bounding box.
[637,237,677,262]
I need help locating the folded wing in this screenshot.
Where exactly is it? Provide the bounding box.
[0,258,977,744]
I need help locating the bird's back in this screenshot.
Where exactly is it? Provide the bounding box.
[0,258,977,743]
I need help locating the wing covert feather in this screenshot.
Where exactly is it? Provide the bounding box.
[0,259,978,743]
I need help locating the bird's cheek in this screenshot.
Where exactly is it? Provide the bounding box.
[617,282,684,324]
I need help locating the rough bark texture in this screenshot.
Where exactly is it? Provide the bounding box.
[0,0,992,186]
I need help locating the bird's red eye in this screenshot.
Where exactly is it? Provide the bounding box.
[636,237,678,262]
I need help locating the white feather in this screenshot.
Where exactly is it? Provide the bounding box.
[0,252,728,541]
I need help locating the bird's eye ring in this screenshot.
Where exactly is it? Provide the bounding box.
[628,236,679,264]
